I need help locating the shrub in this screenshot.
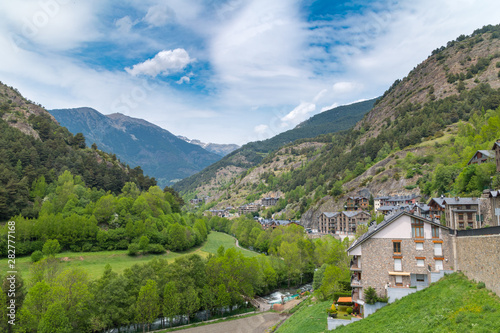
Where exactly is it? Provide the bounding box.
[477,282,486,289]
[31,250,44,263]
[346,307,353,315]
[128,243,139,256]
[147,244,166,254]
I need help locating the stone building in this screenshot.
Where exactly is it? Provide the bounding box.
[347,212,454,316]
[318,211,370,235]
[443,197,482,230]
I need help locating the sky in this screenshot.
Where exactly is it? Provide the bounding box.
[1,1,500,145]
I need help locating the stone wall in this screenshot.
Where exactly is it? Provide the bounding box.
[360,234,454,298]
[455,234,500,296]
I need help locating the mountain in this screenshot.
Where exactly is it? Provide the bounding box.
[180,24,500,227]
[49,108,222,187]
[173,98,376,194]
[0,81,156,220]
[177,136,240,156]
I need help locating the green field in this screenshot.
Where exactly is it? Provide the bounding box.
[276,299,331,333]
[280,273,500,333]
[1,231,259,281]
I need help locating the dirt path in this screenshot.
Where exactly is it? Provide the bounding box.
[173,312,284,333]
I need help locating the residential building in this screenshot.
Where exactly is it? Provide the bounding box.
[347,212,454,316]
[443,197,482,230]
[374,196,389,211]
[492,140,500,172]
[318,212,339,234]
[238,203,261,215]
[428,197,446,220]
[262,197,280,207]
[345,196,370,211]
[318,211,371,235]
[467,150,494,166]
[482,190,500,227]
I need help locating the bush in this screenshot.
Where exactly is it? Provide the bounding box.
[147,243,166,254]
[128,243,139,256]
[477,282,486,289]
[346,307,353,315]
[31,250,44,263]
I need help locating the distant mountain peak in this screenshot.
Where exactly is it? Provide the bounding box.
[177,135,240,157]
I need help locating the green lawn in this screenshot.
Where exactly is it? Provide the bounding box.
[276,299,331,333]
[0,231,259,281]
[335,273,500,332]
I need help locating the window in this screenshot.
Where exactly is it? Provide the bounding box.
[458,213,464,221]
[434,243,442,256]
[417,259,425,267]
[411,218,424,238]
[415,242,424,250]
[431,226,439,238]
[435,260,443,271]
[395,275,403,285]
[416,274,425,282]
[467,213,473,220]
[393,241,401,254]
[394,258,402,271]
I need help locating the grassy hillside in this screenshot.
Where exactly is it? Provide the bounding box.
[276,273,500,333]
[173,99,376,195]
[335,273,500,332]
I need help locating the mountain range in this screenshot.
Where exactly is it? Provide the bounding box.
[175,24,500,228]
[49,108,222,187]
[177,136,240,156]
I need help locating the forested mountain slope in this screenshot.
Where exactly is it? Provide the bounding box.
[50,107,222,187]
[173,98,376,194]
[189,24,500,226]
[0,82,155,221]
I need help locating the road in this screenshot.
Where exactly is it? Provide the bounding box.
[173,312,284,333]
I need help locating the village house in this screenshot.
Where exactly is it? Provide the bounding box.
[345,196,370,211]
[262,197,280,207]
[443,197,482,230]
[481,190,500,227]
[467,150,494,166]
[348,212,454,316]
[373,196,389,211]
[318,211,371,235]
[492,140,500,172]
[238,203,261,215]
[428,197,446,220]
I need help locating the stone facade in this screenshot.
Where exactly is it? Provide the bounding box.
[455,234,500,296]
[355,235,454,299]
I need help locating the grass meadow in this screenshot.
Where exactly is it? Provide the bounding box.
[1,231,259,281]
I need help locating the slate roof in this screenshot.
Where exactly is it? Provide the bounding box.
[322,212,339,218]
[348,212,447,252]
[442,197,480,206]
[467,150,494,165]
[429,197,446,209]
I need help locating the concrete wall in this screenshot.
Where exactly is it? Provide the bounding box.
[364,302,387,317]
[455,234,500,296]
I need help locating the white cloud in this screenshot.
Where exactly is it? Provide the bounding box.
[320,103,339,112]
[254,124,269,135]
[281,102,316,125]
[115,16,134,33]
[144,4,176,27]
[332,82,359,95]
[125,49,194,77]
[176,76,190,84]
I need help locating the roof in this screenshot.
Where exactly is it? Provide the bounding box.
[429,198,446,208]
[442,197,480,206]
[348,212,448,252]
[491,141,500,150]
[322,212,339,218]
[337,297,352,303]
[467,150,494,165]
[487,190,500,198]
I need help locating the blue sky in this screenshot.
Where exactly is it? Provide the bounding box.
[1,0,500,145]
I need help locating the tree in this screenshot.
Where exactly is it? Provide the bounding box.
[17,281,51,331]
[215,284,231,316]
[38,302,72,333]
[363,286,378,305]
[139,235,150,254]
[42,239,61,257]
[182,286,200,324]
[135,279,160,332]
[163,282,180,327]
